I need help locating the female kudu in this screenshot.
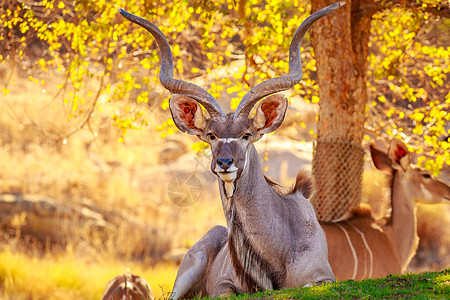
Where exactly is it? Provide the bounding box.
[321,140,450,280]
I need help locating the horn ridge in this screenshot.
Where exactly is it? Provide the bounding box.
[119,9,225,118]
[234,1,345,119]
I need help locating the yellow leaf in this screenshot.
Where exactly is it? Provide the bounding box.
[58,1,65,9]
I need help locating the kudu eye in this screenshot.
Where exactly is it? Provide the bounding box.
[242,133,252,141]
[422,173,431,179]
[207,133,216,141]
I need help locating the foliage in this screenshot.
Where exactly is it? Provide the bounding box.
[367,4,450,175]
[219,268,450,299]
[0,0,448,173]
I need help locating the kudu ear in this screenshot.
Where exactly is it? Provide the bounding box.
[169,95,206,136]
[252,94,288,135]
[387,139,411,172]
[370,144,393,174]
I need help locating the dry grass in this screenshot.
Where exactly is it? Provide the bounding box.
[0,69,225,248]
[0,69,225,298]
[0,246,178,299]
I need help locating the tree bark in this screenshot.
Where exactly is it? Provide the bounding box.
[310,0,375,221]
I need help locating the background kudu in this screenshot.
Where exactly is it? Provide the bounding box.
[320,140,450,281]
[120,2,344,299]
[101,272,154,300]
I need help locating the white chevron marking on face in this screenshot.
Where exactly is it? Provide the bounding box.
[420,184,432,201]
[218,138,240,143]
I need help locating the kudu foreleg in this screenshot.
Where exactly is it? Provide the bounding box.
[170,226,227,299]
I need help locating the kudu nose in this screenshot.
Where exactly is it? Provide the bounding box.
[217,158,234,171]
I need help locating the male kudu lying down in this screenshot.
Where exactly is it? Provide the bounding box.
[120,2,345,298]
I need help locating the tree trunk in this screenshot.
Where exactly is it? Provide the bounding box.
[310,0,374,221]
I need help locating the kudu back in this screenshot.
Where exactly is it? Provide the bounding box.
[120,2,344,298]
[102,272,154,300]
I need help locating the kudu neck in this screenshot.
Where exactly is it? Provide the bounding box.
[217,144,284,291]
[386,172,418,271]
[234,145,271,196]
[218,144,273,217]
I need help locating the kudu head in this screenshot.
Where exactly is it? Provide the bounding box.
[370,139,450,205]
[119,2,344,192]
[167,93,289,187]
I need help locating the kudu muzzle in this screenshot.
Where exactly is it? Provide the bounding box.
[214,143,238,182]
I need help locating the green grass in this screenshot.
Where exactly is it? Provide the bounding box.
[219,269,450,299]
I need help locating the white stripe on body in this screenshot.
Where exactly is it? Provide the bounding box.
[346,221,373,278]
[334,222,358,280]
[220,247,230,277]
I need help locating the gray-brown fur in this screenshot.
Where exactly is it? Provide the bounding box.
[119,3,345,299]
[289,170,313,198]
[227,204,286,291]
[215,145,334,294]
[166,94,336,299]
[170,226,227,299]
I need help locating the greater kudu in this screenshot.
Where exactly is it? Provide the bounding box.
[102,272,154,300]
[321,140,450,280]
[120,2,343,298]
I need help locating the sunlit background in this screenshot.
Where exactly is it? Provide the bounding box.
[0,0,449,299]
